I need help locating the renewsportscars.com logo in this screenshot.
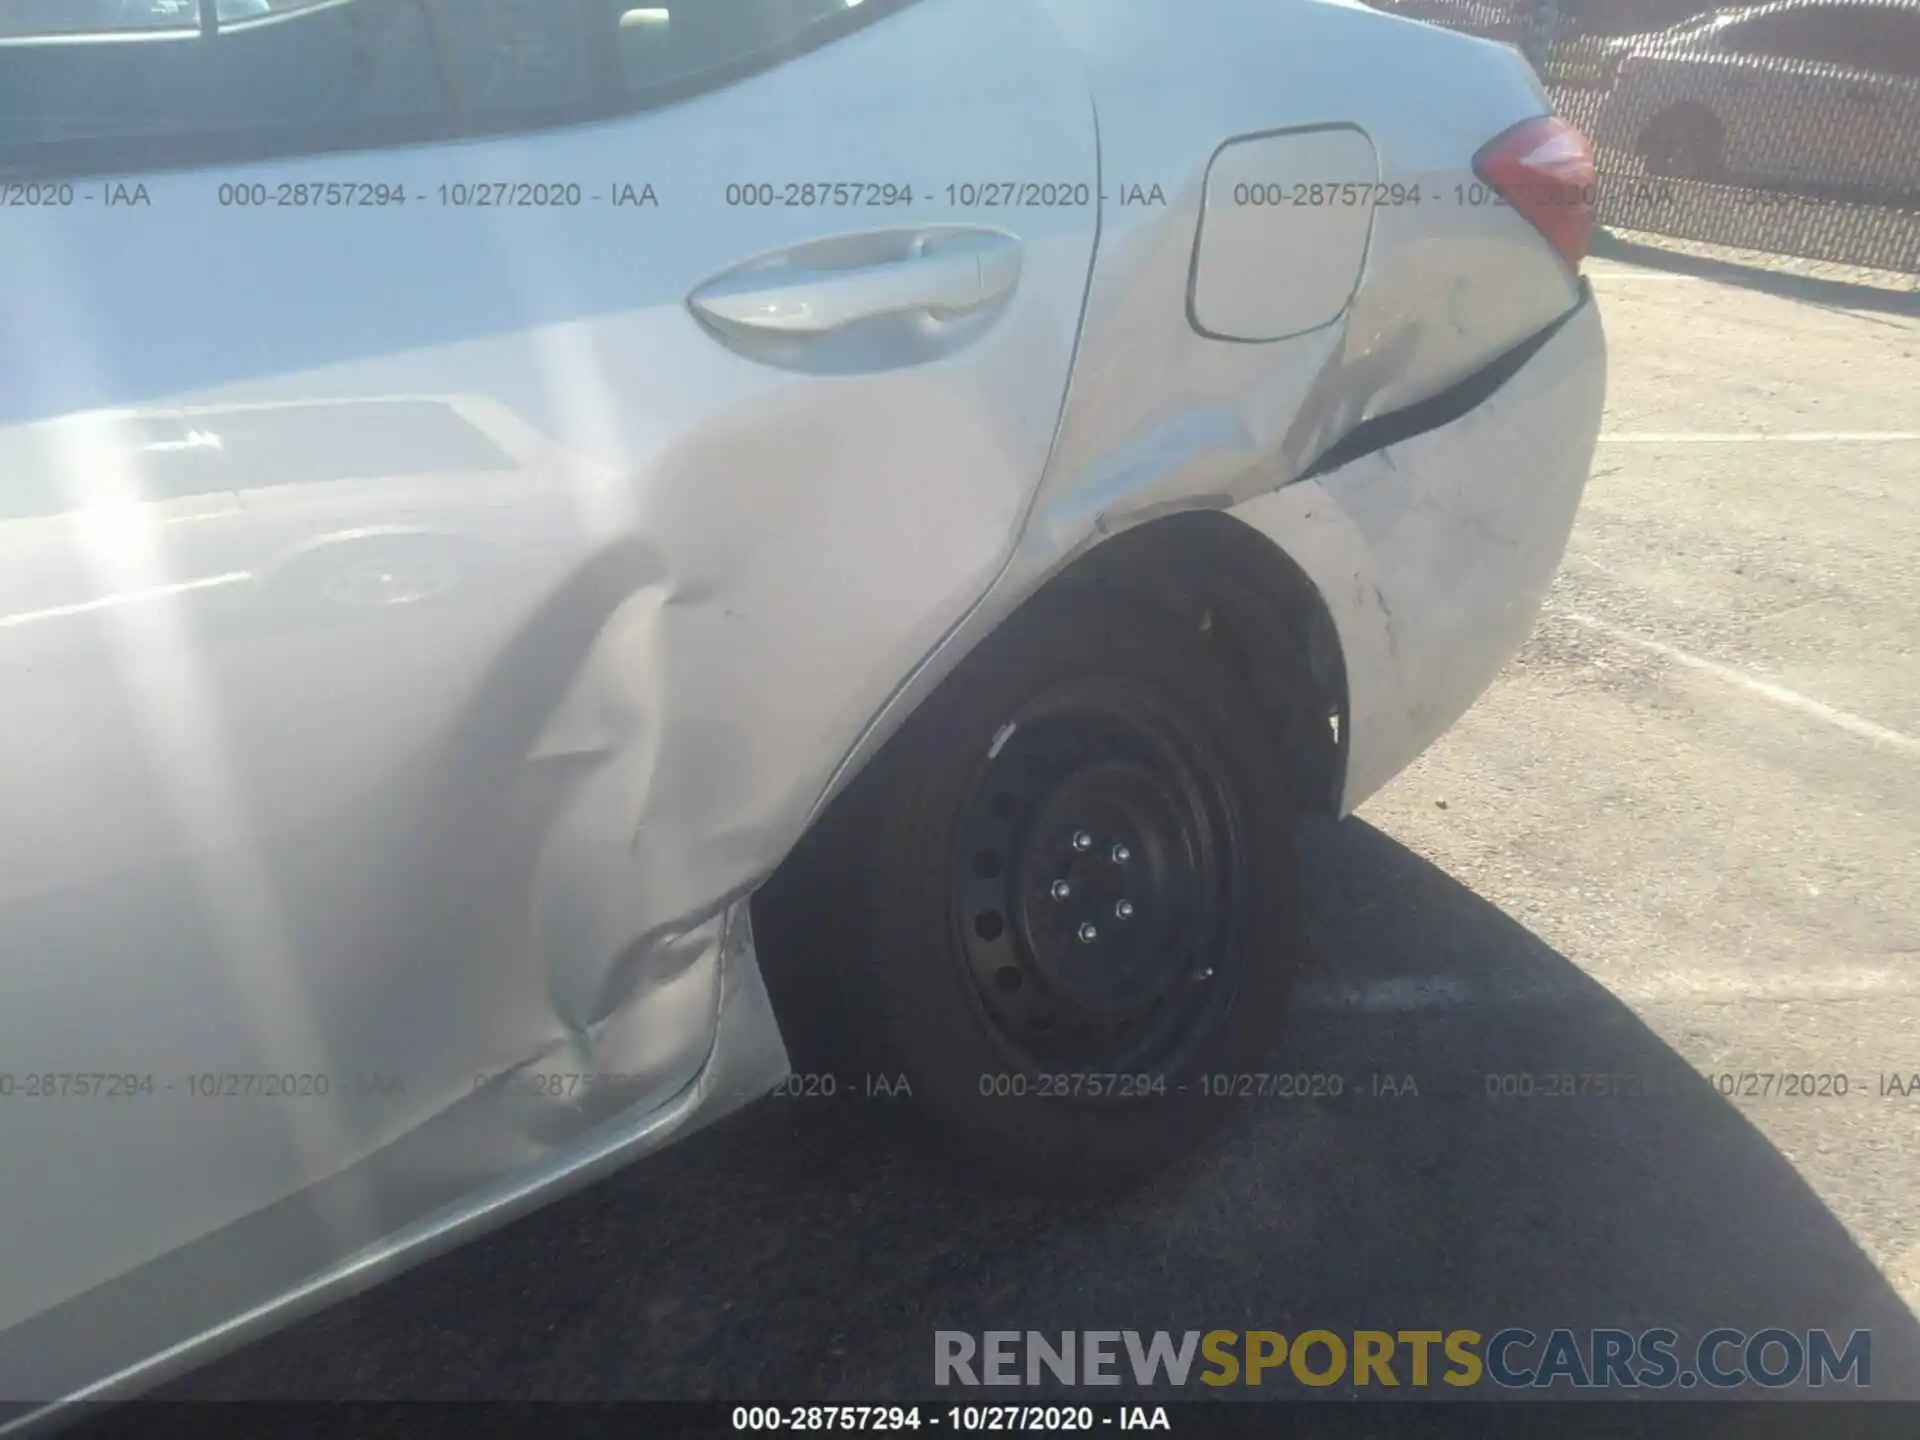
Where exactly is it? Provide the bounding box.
[934,1328,1872,1391]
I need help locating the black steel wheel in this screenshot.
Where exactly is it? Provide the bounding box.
[949,681,1242,1081]
[814,579,1308,1190]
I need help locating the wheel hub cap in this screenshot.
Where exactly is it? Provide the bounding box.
[1015,763,1198,1016]
[948,686,1239,1072]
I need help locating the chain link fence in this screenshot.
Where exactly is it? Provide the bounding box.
[1369,0,1920,274]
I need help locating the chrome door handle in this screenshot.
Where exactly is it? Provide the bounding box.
[689,233,1022,336]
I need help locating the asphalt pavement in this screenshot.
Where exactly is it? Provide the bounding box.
[102,247,1920,1413]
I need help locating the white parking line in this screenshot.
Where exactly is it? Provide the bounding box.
[1556,610,1920,755]
[1598,432,1920,443]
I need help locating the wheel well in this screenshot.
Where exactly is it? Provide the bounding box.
[1061,511,1349,816]
[787,511,1348,864]
[752,510,1348,1068]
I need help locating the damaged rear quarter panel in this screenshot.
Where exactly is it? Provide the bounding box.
[0,0,1099,1404]
[825,0,1586,804]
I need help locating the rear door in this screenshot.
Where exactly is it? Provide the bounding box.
[0,0,1096,1383]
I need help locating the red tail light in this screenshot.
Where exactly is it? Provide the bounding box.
[1473,115,1597,268]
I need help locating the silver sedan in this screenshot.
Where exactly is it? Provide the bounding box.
[0,0,1605,1419]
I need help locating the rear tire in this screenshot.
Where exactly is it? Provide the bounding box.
[822,580,1307,1191]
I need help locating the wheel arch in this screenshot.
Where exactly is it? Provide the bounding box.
[1063,510,1350,819]
[754,508,1342,1117]
[790,507,1351,861]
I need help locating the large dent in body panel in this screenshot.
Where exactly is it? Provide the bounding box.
[1018,0,1580,535]
[0,901,784,1411]
[0,0,1103,1391]
[1230,299,1607,812]
[405,905,730,1170]
[457,363,1044,1136]
[1023,47,1573,566]
[462,0,1595,1142]
[1024,197,1343,558]
[820,2,1579,814]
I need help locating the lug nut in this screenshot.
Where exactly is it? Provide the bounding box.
[1111,843,1131,864]
[1114,899,1134,920]
[1072,831,1094,852]
[1050,880,1072,901]
[1077,922,1099,944]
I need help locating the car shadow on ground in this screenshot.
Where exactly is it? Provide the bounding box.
[118,817,1920,1408]
[1591,229,1920,318]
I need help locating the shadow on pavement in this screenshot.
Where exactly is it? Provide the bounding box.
[110,817,1920,1406]
[1591,229,1920,319]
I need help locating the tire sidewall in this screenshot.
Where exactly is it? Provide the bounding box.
[853,584,1306,1181]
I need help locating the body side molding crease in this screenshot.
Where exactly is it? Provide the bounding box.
[1298,280,1593,484]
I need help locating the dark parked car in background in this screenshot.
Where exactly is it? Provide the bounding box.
[1363,0,1920,270]
[1373,0,1720,40]
[1590,0,1920,197]
[1562,0,1734,33]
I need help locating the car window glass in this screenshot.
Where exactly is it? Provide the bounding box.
[2,0,883,164]
[1713,12,1768,51]
[0,0,325,36]
[1719,9,1806,56]
[219,1,338,21]
[1719,5,1854,59]
[0,0,444,148]
[0,417,211,519]
[1835,6,1920,74]
[432,0,599,117]
[0,0,193,36]
[610,0,867,94]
